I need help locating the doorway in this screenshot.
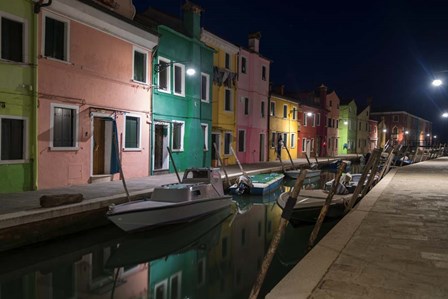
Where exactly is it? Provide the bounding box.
[154,123,169,171]
[92,117,113,175]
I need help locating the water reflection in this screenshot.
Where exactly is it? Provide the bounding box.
[0,171,346,299]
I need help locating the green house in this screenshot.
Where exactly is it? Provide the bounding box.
[338,99,357,155]
[0,0,37,192]
[136,3,214,174]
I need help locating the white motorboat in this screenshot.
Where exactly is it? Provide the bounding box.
[107,168,233,232]
[284,168,321,180]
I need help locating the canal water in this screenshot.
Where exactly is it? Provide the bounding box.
[0,166,362,299]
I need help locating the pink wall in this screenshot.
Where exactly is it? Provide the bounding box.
[236,48,270,163]
[326,91,340,156]
[38,15,152,188]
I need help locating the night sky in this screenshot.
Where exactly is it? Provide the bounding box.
[134,0,448,141]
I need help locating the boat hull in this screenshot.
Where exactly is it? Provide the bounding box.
[284,169,321,179]
[107,196,233,232]
[229,173,284,195]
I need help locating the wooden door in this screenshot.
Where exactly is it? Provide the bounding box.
[93,118,105,174]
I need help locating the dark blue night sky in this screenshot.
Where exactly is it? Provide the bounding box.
[134,0,448,141]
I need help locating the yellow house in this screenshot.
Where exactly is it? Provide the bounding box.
[268,91,300,161]
[201,29,239,165]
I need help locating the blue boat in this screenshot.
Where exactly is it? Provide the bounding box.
[229,173,285,195]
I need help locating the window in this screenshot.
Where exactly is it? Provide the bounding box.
[302,138,307,152]
[316,113,321,126]
[327,117,332,127]
[197,258,206,286]
[201,73,210,102]
[312,114,316,127]
[238,130,245,152]
[292,108,297,120]
[282,133,287,146]
[224,89,232,111]
[262,65,266,81]
[270,101,275,116]
[125,115,140,149]
[154,280,168,299]
[241,56,247,73]
[44,14,69,61]
[224,132,231,155]
[173,63,185,96]
[225,52,230,69]
[172,121,184,151]
[51,104,78,149]
[271,132,276,147]
[329,100,332,107]
[336,119,339,128]
[169,272,181,299]
[133,47,147,83]
[201,123,208,151]
[283,105,288,118]
[303,112,308,126]
[244,97,249,115]
[158,57,170,92]
[1,14,25,62]
[261,101,265,118]
[291,133,295,148]
[1,116,27,161]
[393,115,399,122]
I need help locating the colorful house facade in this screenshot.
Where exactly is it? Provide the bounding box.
[236,32,270,164]
[268,88,299,161]
[324,88,340,157]
[338,99,357,155]
[201,30,239,166]
[0,0,37,192]
[356,105,371,154]
[37,0,158,189]
[136,3,214,174]
[369,119,378,151]
[297,91,324,158]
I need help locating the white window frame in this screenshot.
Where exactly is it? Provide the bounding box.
[238,129,246,152]
[0,115,28,164]
[200,72,210,102]
[291,133,296,148]
[169,271,182,299]
[123,113,142,151]
[292,108,297,120]
[132,46,148,84]
[0,12,28,63]
[154,279,168,299]
[283,104,288,118]
[270,101,276,116]
[302,138,307,152]
[172,120,185,152]
[316,113,321,126]
[224,132,232,155]
[197,257,206,287]
[303,112,308,126]
[173,62,185,97]
[201,123,208,151]
[42,12,70,62]
[50,103,79,150]
[312,114,316,127]
[224,88,233,112]
[157,57,171,93]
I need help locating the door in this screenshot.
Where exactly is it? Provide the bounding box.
[211,133,220,161]
[93,117,105,175]
[154,123,169,171]
[259,133,265,162]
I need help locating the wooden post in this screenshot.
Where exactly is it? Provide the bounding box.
[344,149,381,213]
[113,126,130,201]
[284,146,296,170]
[360,151,382,198]
[248,169,308,299]
[167,147,181,183]
[230,146,247,176]
[400,145,409,167]
[213,142,230,186]
[304,152,311,166]
[307,162,346,251]
[378,147,394,180]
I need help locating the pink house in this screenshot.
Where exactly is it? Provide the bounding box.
[37,0,158,189]
[236,32,271,163]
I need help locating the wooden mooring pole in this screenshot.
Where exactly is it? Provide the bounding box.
[248,169,308,299]
[307,161,346,251]
[213,142,230,187]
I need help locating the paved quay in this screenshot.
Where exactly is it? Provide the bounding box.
[0,156,351,252]
[267,157,448,299]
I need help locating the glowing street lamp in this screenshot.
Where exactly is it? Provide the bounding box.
[442,112,448,118]
[306,112,313,117]
[432,79,443,87]
[383,129,387,133]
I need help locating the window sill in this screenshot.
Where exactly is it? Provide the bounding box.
[0,159,29,165]
[157,88,171,94]
[123,148,142,152]
[41,56,71,65]
[172,149,184,152]
[173,92,185,98]
[131,79,149,86]
[49,147,79,151]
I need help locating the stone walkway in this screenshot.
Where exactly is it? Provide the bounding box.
[267,157,448,298]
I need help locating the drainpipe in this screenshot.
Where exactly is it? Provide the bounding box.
[32,4,39,190]
[149,45,158,176]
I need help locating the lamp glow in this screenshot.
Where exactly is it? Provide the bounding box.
[405,130,409,135]
[432,79,443,87]
[343,121,348,125]
[383,129,387,133]
[186,67,196,76]
[306,112,313,116]
[442,112,448,118]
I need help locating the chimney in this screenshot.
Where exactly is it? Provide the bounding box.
[280,84,285,95]
[182,1,203,39]
[319,84,327,107]
[248,32,261,53]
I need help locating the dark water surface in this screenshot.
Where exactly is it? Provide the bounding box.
[0,168,360,299]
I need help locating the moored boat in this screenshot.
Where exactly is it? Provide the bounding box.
[229,172,285,195]
[107,168,233,232]
[284,169,321,180]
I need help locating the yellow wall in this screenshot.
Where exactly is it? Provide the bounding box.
[269,95,299,161]
[208,46,238,165]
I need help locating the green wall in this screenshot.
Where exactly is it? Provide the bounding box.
[338,100,357,155]
[0,0,37,192]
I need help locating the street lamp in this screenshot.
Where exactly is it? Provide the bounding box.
[306,112,313,117]
[432,79,443,87]
[442,112,448,118]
